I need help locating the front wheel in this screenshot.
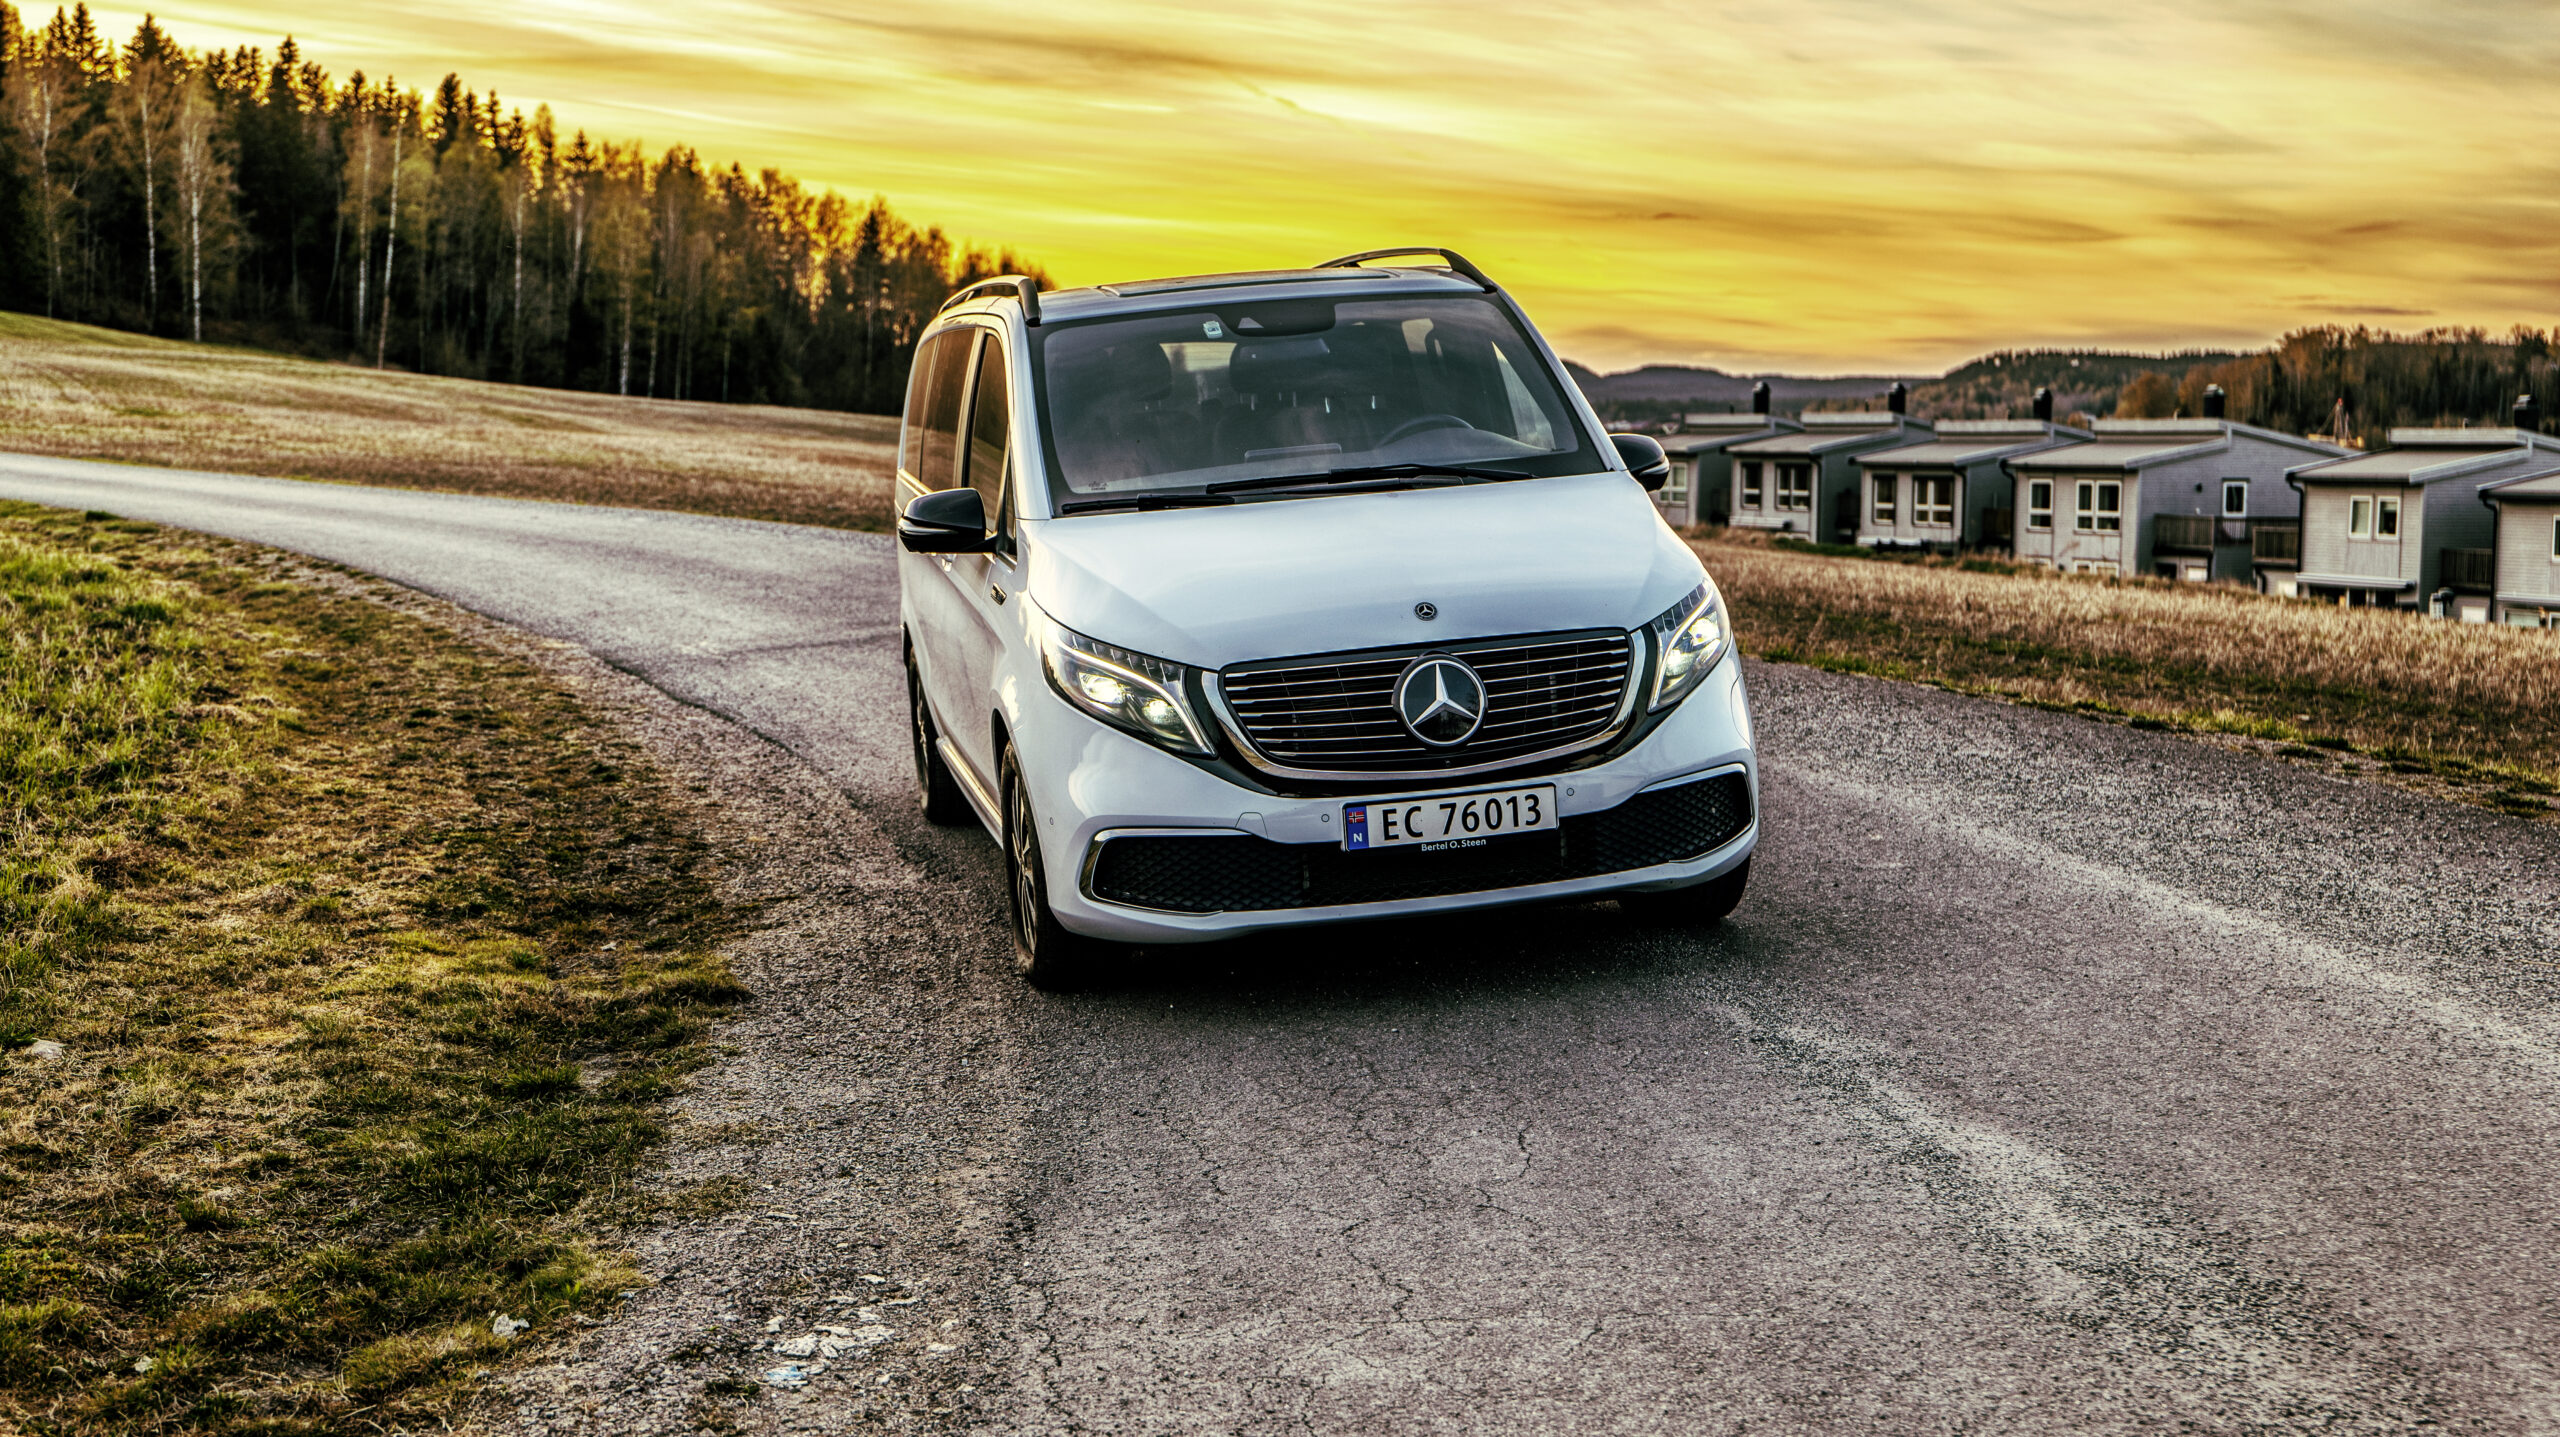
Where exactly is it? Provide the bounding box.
[1618,858,1749,927]
[1001,747,1122,989]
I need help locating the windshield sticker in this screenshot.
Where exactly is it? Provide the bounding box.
[1201,319,1223,339]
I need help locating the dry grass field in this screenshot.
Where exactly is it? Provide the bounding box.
[0,314,899,529]
[1697,535,2560,812]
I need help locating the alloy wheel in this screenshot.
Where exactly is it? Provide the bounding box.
[1008,769,1041,957]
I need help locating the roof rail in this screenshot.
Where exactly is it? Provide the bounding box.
[1315,247,1498,293]
[939,275,1042,326]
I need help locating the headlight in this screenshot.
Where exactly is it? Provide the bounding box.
[1647,582,1728,711]
[1036,613,1213,755]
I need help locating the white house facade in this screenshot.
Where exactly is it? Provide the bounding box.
[2287,428,2560,617]
[2008,416,2346,585]
[2479,468,2560,627]
[1852,419,2090,551]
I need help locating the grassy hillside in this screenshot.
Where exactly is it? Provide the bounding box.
[0,315,899,530]
[0,503,743,1431]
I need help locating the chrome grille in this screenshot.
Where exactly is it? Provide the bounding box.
[1217,630,1636,774]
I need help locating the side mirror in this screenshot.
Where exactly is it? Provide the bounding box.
[1611,433,1672,492]
[898,488,995,553]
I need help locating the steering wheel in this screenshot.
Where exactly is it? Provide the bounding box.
[1379,413,1477,446]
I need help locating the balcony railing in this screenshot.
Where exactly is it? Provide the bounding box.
[2442,547,2496,592]
[2251,522,2301,565]
[2153,513,2217,552]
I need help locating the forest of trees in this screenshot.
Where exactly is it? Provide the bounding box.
[0,4,1045,411]
[2112,326,2560,447]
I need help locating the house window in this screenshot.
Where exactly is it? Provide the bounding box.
[2552,514,2559,560]
[1661,461,1689,504]
[1739,462,1763,508]
[2027,480,2053,530]
[2075,481,2120,532]
[2349,496,2372,538]
[2375,496,2400,538]
[2222,480,2248,517]
[1871,472,1898,525]
[1915,474,1955,526]
[1777,463,1813,512]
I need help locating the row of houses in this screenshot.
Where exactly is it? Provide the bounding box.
[1651,385,2560,627]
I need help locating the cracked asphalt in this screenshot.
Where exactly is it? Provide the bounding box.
[8,452,2560,1434]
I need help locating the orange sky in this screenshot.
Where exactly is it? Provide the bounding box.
[79,0,2560,374]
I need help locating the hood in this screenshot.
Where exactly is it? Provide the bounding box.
[1021,473,1706,668]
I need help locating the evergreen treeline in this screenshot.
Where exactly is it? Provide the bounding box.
[0,4,1044,410]
[2115,326,2560,446]
[1910,329,2560,443]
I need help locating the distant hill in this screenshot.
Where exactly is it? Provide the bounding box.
[1911,348,2249,425]
[1566,350,2249,426]
[1565,362,1926,422]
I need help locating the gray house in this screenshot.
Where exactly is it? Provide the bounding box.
[2008,402,2344,584]
[2287,426,2560,617]
[1725,396,1934,542]
[1656,412,1800,528]
[2480,467,2560,628]
[1851,416,2090,551]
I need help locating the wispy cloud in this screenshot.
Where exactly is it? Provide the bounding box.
[86,0,2560,372]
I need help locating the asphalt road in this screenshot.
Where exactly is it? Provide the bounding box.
[10,452,2560,1435]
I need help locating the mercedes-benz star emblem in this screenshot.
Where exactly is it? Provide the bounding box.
[1413,602,1438,621]
[1393,655,1487,748]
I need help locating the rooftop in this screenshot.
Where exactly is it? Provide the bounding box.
[2292,446,2516,483]
[1729,420,1923,458]
[2092,419,2227,436]
[2010,437,2223,471]
[1858,432,2086,467]
[1937,420,2066,437]
[2483,466,2560,501]
[1662,423,1793,456]
[2386,426,2558,449]
[1802,411,1910,428]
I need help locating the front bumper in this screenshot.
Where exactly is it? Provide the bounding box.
[1015,651,1759,944]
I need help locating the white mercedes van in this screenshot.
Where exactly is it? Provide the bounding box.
[895,249,1758,986]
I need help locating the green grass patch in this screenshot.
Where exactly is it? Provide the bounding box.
[0,503,744,1431]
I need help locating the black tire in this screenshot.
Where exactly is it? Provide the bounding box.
[1618,858,1750,927]
[908,646,973,826]
[1001,747,1121,990]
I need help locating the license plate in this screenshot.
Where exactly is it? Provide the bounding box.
[1342,784,1558,852]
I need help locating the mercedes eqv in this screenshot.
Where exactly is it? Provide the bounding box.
[896,249,1758,986]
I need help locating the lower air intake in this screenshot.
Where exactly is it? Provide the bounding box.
[1087,771,1751,914]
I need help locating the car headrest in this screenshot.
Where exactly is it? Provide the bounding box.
[1227,336,1335,397]
[1056,341,1175,407]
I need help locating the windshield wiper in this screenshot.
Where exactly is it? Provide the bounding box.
[1054,493,1237,516]
[1203,463,1531,496]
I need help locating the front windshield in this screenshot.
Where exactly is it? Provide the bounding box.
[1032,293,1598,500]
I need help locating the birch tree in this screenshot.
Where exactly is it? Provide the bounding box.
[164,70,228,340]
[109,17,181,327]
[339,114,389,348]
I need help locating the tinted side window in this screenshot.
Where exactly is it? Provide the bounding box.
[902,329,973,490]
[962,336,1011,534]
[898,333,939,481]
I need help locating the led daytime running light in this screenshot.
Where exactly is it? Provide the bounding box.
[1648,582,1729,712]
[1038,616,1213,755]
